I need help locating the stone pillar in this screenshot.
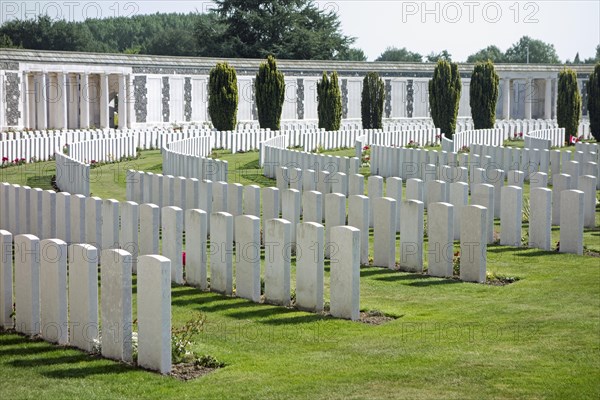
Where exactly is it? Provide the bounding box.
[118,74,128,129]
[329,226,360,321]
[162,206,184,284]
[35,72,48,130]
[79,72,90,128]
[264,218,292,306]
[40,238,68,345]
[137,255,172,374]
[400,199,424,272]
[210,212,233,295]
[348,195,370,266]
[524,78,533,120]
[502,78,511,119]
[235,215,261,302]
[14,234,41,336]
[500,186,523,247]
[68,244,98,352]
[21,72,29,129]
[373,197,396,269]
[56,72,68,129]
[185,209,208,289]
[296,222,324,312]
[529,188,552,250]
[544,77,552,119]
[559,190,584,255]
[68,73,78,129]
[0,71,4,129]
[0,230,13,329]
[100,73,110,129]
[460,206,487,283]
[127,74,134,128]
[100,249,133,363]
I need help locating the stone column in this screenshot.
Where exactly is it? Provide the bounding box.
[79,72,90,128]
[0,71,5,129]
[46,73,57,129]
[68,73,79,129]
[524,78,533,120]
[544,77,552,119]
[127,74,134,128]
[21,72,30,129]
[118,74,128,128]
[35,72,48,130]
[502,78,511,119]
[57,72,68,129]
[100,73,110,129]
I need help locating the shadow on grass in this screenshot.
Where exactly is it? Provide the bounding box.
[26,174,53,189]
[10,353,96,368]
[170,287,226,307]
[41,363,134,379]
[0,342,59,357]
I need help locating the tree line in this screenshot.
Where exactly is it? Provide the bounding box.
[209,56,600,143]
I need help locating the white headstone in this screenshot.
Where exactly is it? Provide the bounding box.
[302,190,322,223]
[295,222,324,313]
[0,230,13,329]
[235,215,261,302]
[400,199,424,272]
[500,186,523,247]
[14,234,40,336]
[348,195,370,266]
[210,212,233,295]
[68,243,98,352]
[262,187,280,223]
[367,176,384,228]
[137,255,172,374]
[373,197,396,269]
[329,226,360,321]
[559,190,584,255]
[100,249,133,362]
[325,193,346,258]
[39,238,68,344]
[162,206,184,284]
[386,177,403,232]
[185,209,208,289]
[460,205,487,283]
[243,185,261,217]
[578,175,597,228]
[120,201,139,273]
[281,189,301,247]
[552,173,571,225]
[529,188,552,250]
[427,202,454,278]
[264,218,292,306]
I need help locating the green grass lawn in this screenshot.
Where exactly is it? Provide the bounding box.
[0,149,599,399]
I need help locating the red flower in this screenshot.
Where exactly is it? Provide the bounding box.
[1,157,7,162]
[363,145,370,151]
[519,132,523,138]
[182,251,186,266]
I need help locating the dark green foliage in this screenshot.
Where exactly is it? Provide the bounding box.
[208,62,238,131]
[504,36,560,64]
[317,71,342,131]
[429,60,462,138]
[557,68,582,142]
[467,45,505,63]
[587,63,600,141]
[255,56,285,130]
[361,72,384,129]
[212,0,356,59]
[470,61,499,129]
[376,47,422,62]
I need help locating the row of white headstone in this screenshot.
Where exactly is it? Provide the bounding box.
[55,152,91,196]
[161,143,228,182]
[0,232,171,374]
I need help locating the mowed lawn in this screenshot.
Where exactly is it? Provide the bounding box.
[0,148,599,399]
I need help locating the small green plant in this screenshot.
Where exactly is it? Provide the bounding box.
[522,197,531,223]
[172,312,207,364]
[361,145,370,166]
[452,251,460,276]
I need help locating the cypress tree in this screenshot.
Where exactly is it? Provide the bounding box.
[255,55,285,130]
[317,71,342,131]
[588,63,600,142]
[470,61,499,129]
[557,68,582,143]
[361,72,384,129]
[208,62,238,131]
[429,60,462,138]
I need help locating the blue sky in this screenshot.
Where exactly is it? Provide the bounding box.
[1,1,598,61]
